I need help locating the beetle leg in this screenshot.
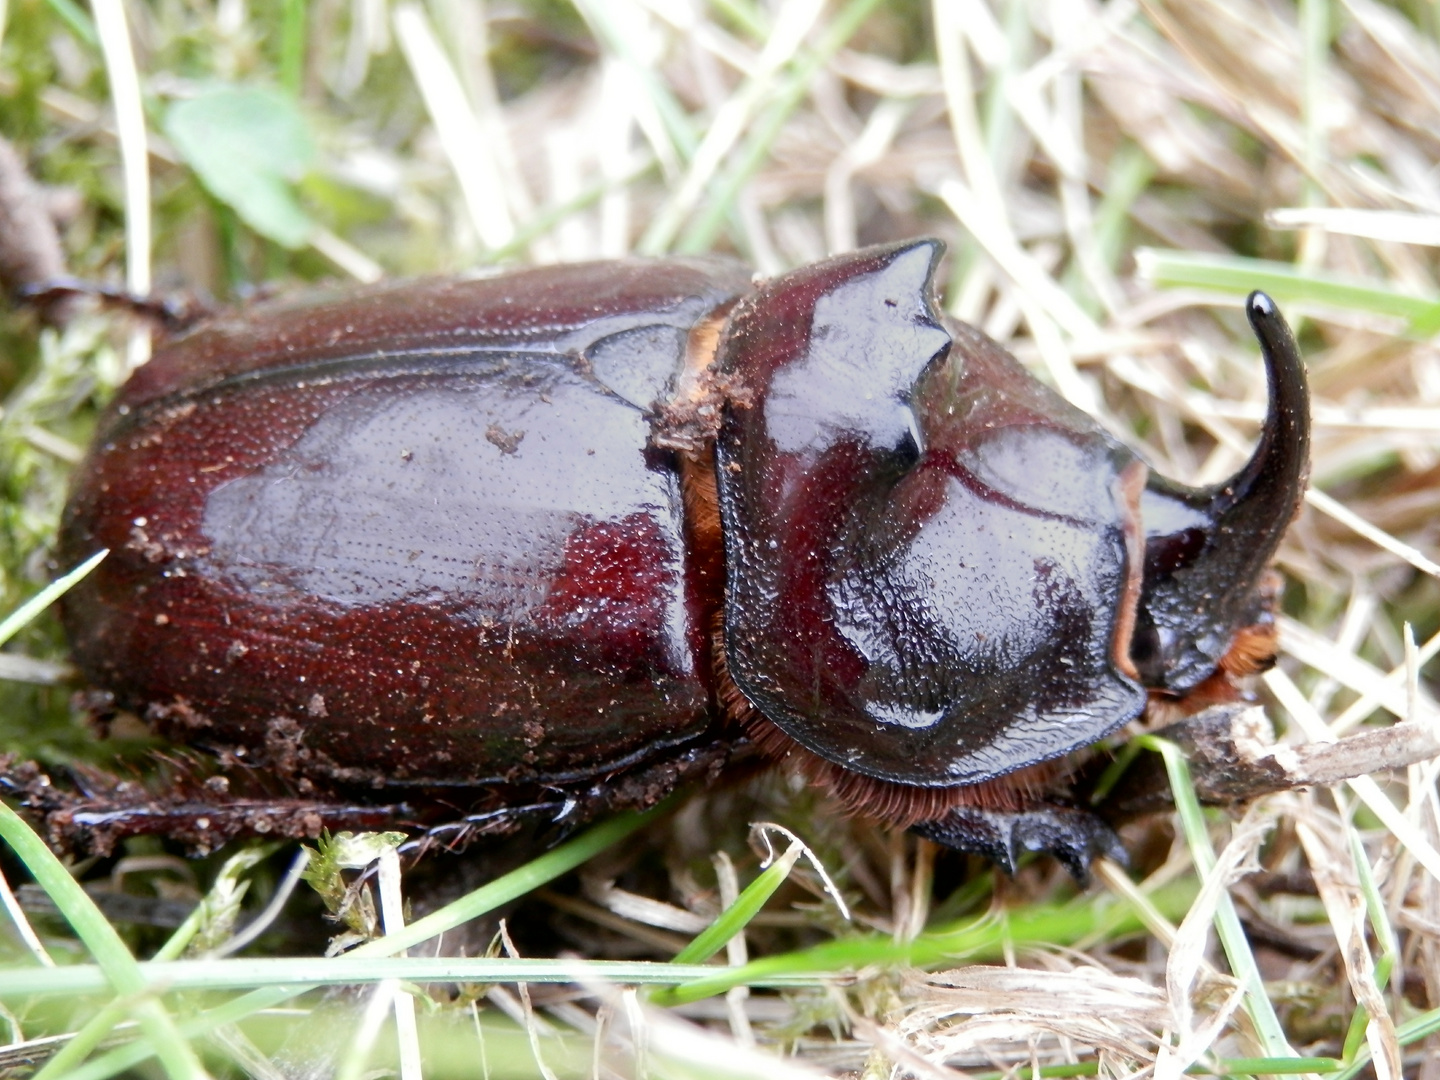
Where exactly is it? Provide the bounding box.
[1,756,411,857]
[16,275,211,331]
[912,805,1126,883]
[398,801,571,858]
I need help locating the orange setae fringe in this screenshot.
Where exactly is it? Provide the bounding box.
[711,625,1059,828]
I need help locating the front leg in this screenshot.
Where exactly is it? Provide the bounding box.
[911,804,1126,882]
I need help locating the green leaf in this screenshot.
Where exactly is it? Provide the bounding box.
[164,85,317,248]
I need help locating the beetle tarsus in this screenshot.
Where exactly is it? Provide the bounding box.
[912,805,1126,883]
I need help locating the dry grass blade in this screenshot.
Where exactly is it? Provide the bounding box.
[394,2,515,254]
[883,964,1168,1075]
[1157,810,1271,1079]
[1296,810,1401,1080]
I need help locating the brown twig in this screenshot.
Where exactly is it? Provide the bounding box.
[0,135,71,323]
[1100,703,1440,824]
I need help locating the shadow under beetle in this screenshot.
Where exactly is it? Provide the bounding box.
[24,239,1310,877]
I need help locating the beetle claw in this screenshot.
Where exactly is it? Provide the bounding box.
[399,800,568,858]
[912,805,1125,883]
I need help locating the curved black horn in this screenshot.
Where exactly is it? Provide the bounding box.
[1130,291,1311,692]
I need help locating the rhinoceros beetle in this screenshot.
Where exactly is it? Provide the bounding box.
[26,239,1309,877]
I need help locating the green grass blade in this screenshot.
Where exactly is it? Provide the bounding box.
[660,877,1198,1005]
[675,0,887,254]
[1350,829,1397,987]
[705,0,768,39]
[32,885,216,1080]
[0,803,207,1080]
[1340,1003,1369,1063]
[360,806,665,957]
[481,156,657,266]
[1338,822,1397,1064]
[44,0,98,46]
[1093,143,1156,273]
[2,957,831,997]
[278,0,305,96]
[1135,736,1293,1058]
[1135,249,1440,334]
[1331,1003,1440,1080]
[0,549,106,649]
[1198,1060,1341,1076]
[32,803,668,1080]
[28,848,234,1080]
[569,0,697,165]
[58,987,291,1080]
[669,846,800,967]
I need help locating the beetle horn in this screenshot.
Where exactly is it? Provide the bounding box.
[1131,291,1311,692]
